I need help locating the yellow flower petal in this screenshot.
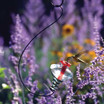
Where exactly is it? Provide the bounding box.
[88,51,96,59]
[62,24,74,37]
[84,39,95,46]
[57,52,63,57]
[66,52,73,57]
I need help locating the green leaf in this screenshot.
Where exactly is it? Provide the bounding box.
[0,68,5,78]
[0,68,5,72]
[2,83,10,89]
[70,65,76,70]
[0,102,2,104]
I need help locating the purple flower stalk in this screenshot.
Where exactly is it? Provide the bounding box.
[4,14,39,103]
[5,69,22,104]
[81,0,103,40]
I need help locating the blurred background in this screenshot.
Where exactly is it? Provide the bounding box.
[0,0,104,46]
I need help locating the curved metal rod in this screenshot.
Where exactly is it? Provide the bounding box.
[17,6,63,96]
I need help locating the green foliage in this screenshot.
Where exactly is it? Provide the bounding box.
[0,102,2,104]
[0,68,5,78]
[2,83,10,89]
[34,38,43,63]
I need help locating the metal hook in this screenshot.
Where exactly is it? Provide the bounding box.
[50,0,64,7]
[17,0,64,98]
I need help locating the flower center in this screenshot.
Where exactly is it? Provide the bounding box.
[65,28,71,33]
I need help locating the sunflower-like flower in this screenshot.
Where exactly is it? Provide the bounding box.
[66,52,73,57]
[68,44,83,53]
[88,51,96,59]
[81,50,96,63]
[51,51,63,57]
[52,50,74,58]
[62,24,74,37]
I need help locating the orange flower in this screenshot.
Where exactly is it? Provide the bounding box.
[88,51,96,59]
[51,51,62,57]
[84,39,95,46]
[62,24,74,37]
[73,44,83,51]
[68,44,83,52]
[57,51,63,57]
[66,52,73,57]
[81,50,96,62]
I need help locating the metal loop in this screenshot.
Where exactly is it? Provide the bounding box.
[51,0,64,7]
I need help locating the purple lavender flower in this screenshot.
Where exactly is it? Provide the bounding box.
[81,0,103,40]
[36,94,62,104]
[3,14,39,103]
[74,20,104,103]
[4,69,22,104]
[76,64,82,81]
